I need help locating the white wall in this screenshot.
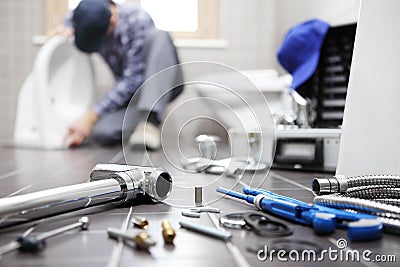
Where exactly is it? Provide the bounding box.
[0,0,44,142]
[179,0,277,70]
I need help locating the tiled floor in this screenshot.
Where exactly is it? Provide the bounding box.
[0,141,398,266]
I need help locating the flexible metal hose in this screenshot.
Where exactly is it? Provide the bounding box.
[342,187,400,203]
[312,175,400,234]
[312,175,400,195]
[345,175,400,189]
[374,199,400,206]
[378,217,400,235]
[314,195,400,217]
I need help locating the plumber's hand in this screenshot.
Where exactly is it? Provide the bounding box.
[65,110,99,148]
[47,25,74,40]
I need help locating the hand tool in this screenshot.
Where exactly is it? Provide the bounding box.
[0,216,89,256]
[107,227,156,250]
[161,220,176,244]
[216,187,383,241]
[0,164,172,228]
[179,220,232,241]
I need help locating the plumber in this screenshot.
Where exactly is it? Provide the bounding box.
[54,0,183,149]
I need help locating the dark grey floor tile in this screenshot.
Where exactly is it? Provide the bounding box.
[0,144,399,266]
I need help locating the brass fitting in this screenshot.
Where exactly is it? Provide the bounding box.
[161,219,176,244]
[132,232,156,250]
[132,216,149,229]
[107,227,155,250]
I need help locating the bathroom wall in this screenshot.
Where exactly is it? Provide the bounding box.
[0,0,44,142]
[0,0,361,142]
[179,0,277,71]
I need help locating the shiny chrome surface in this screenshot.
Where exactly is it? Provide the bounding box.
[0,164,172,228]
[313,174,400,234]
[0,179,122,217]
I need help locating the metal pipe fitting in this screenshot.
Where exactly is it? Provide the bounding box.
[312,176,340,195]
[132,232,156,250]
[161,219,176,244]
[107,228,156,250]
[132,216,149,229]
[0,164,172,228]
[90,164,172,202]
[194,187,203,206]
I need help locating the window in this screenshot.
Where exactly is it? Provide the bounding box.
[45,0,69,33]
[51,0,219,39]
[141,0,218,39]
[68,0,126,9]
[141,0,198,32]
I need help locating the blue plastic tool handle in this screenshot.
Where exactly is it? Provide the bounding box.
[244,187,377,224]
[243,187,310,207]
[347,219,382,241]
[216,187,382,241]
[243,187,383,241]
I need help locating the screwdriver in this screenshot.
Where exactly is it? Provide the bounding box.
[0,216,90,256]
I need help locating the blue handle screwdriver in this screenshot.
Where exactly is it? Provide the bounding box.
[216,187,382,241]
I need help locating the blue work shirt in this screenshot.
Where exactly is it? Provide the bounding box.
[66,3,155,117]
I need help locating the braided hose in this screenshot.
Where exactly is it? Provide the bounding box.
[343,187,400,203]
[378,217,400,235]
[374,199,400,206]
[346,175,400,188]
[312,175,400,195]
[314,195,400,216]
[312,175,400,235]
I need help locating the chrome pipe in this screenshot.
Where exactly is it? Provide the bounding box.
[0,164,172,228]
[0,179,123,217]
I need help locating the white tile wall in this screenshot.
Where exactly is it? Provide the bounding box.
[0,0,44,141]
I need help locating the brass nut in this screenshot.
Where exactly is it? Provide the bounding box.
[161,219,176,244]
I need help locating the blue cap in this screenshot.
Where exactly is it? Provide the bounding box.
[73,0,111,53]
[277,19,330,90]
